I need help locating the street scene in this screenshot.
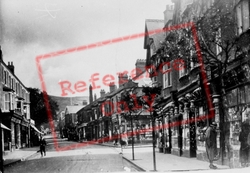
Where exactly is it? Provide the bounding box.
[4,134,140,173]
[1,0,250,173]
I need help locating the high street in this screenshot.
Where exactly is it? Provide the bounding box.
[4,136,138,173]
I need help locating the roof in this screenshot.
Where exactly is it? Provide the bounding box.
[131,69,152,87]
[65,105,85,114]
[144,19,165,50]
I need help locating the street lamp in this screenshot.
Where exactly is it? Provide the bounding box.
[0,109,4,173]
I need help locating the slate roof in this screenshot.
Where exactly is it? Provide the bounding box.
[65,105,85,114]
[144,19,165,50]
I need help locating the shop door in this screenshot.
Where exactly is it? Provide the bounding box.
[189,111,197,157]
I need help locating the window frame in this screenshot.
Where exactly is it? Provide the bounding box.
[162,62,172,88]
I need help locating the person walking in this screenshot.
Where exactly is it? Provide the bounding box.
[39,135,47,157]
[239,122,249,167]
[113,131,118,146]
[120,131,128,154]
[205,122,218,169]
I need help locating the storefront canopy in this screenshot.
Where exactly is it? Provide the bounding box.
[30,124,43,134]
[0,123,11,131]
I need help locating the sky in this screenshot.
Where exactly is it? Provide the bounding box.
[1,0,173,97]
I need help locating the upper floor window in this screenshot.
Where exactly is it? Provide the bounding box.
[1,66,3,82]
[4,71,7,84]
[8,76,11,88]
[11,78,14,89]
[179,59,187,78]
[236,0,250,35]
[4,93,11,111]
[163,63,172,88]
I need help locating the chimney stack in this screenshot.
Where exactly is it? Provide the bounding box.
[135,59,146,77]
[109,82,117,93]
[118,73,128,88]
[100,89,106,98]
[163,4,174,25]
[8,62,15,74]
[89,85,93,104]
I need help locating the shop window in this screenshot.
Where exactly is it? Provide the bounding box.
[228,106,246,146]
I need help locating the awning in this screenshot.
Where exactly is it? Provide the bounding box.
[0,123,11,131]
[77,123,87,128]
[162,102,174,112]
[30,124,43,134]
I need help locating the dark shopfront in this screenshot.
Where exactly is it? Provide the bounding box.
[156,84,213,159]
[2,110,29,151]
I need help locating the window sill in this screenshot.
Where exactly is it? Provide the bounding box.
[163,85,172,89]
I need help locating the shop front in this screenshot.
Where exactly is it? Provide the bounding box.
[223,84,250,167]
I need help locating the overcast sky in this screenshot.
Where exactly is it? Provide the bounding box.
[1,0,172,97]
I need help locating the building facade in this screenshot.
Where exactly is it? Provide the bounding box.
[145,0,250,167]
[0,47,31,152]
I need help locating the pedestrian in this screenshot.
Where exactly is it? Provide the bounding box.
[120,131,128,154]
[205,122,218,169]
[239,123,249,167]
[39,135,47,157]
[113,131,118,146]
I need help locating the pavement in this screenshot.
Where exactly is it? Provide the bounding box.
[2,134,60,168]
[1,137,248,172]
[3,146,40,167]
[99,142,232,172]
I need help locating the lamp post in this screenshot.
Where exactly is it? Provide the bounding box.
[130,111,135,160]
[0,109,4,173]
[151,110,157,171]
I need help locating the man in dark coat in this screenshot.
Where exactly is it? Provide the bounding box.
[205,122,218,169]
[39,135,47,157]
[239,123,249,167]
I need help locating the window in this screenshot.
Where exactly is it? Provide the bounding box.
[8,76,11,87]
[4,71,7,84]
[11,79,14,90]
[215,28,222,56]
[236,0,250,35]
[16,83,18,94]
[179,60,186,78]
[1,66,3,82]
[4,93,11,111]
[162,63,172,88]
[12,94,15,110]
